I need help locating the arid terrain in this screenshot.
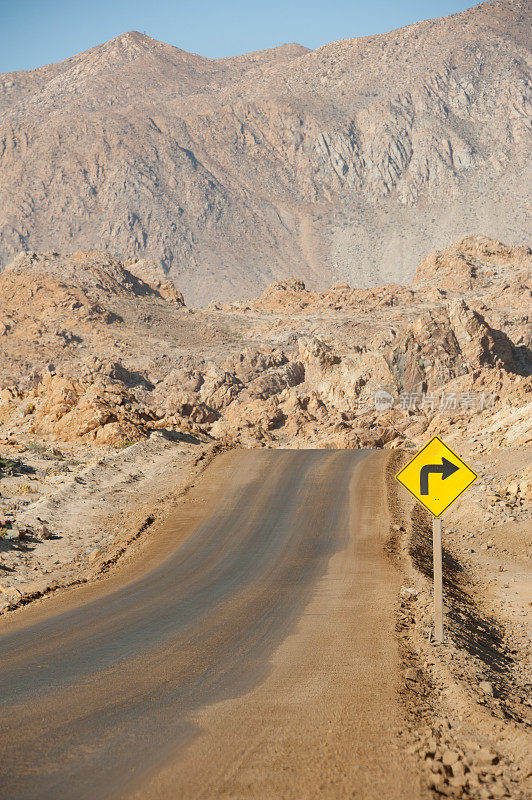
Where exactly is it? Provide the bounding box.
[0,233,530,797]
[0,1,530,797]
[1,0,531,303]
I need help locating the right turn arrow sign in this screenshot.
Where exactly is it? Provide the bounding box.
[420,457,459,495]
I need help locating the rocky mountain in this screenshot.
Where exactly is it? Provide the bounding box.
[0,1,531,304]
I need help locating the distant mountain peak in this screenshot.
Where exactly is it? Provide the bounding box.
[0,0,529,306]
[119,30,151,40]
[97,29,175,55]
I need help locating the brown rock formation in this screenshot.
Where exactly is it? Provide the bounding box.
[0,234,529,450]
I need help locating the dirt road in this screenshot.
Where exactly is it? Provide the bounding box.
[0,449,421,800]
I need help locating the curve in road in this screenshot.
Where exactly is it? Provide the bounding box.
[0,449,420,800]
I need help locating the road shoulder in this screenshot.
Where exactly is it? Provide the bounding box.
[387,450,531,799]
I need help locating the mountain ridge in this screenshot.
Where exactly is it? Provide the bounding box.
[0,0,530,305]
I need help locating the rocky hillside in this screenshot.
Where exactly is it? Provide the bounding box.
[0,235,529,451]
[0,1,530,304]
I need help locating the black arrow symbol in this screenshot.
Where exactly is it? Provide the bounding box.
[420,458,459,495]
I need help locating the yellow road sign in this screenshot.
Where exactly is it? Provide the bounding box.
[395,435,477,517]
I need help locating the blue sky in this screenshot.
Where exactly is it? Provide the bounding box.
[1,0,476,73]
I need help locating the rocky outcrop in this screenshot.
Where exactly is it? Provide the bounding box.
[0,250,187,389]
[0,236,529,450]
[10,374,157,445]
[225,280,416,315]
[413,236,532,293]
[385,299,524,393]
[124,257,185,304]
[4,251,186,304]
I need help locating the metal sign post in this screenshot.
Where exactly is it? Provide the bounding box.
[432,516,443,644]
[395,435,478,646]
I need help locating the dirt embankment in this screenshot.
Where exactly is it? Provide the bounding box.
[386,451,531,800]
[0,434,228,614]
